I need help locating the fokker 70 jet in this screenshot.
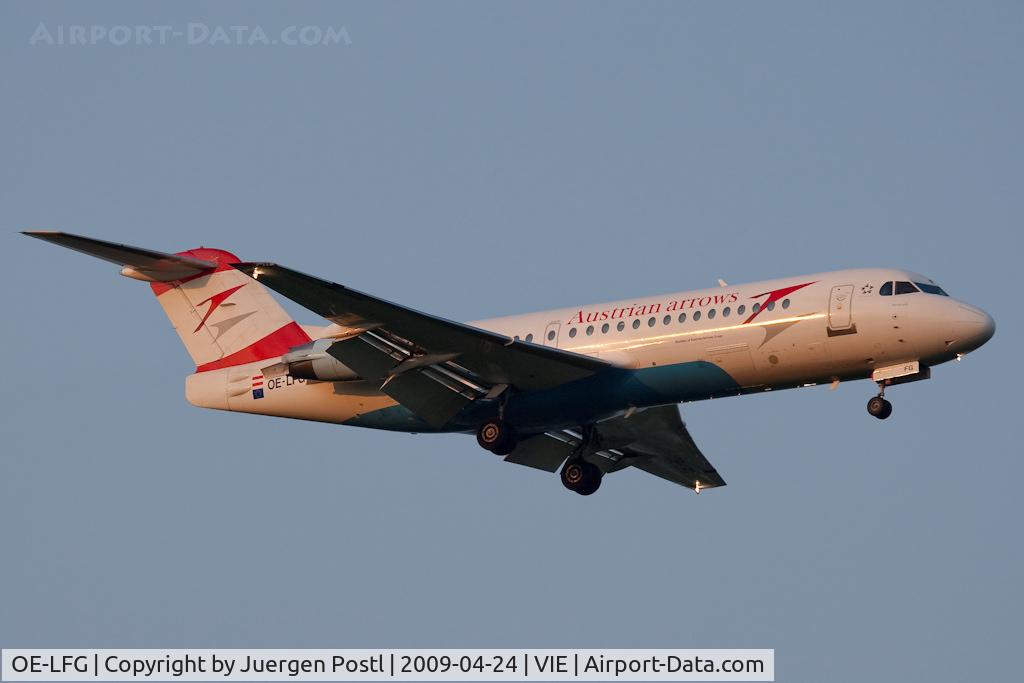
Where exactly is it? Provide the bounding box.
[24,232,995,495]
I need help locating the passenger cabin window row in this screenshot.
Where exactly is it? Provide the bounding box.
[879,281,949,296]
[560,298,792,339]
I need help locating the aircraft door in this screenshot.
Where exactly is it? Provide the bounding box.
[543,321,561,347]
[827,284,857,336]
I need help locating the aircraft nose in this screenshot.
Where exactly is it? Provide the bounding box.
[980,310,996,344]
[952,304,995,353]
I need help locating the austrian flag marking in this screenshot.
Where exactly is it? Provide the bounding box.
[251,374,264,400]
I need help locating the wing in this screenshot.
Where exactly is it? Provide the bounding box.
[232,262,609,427]
[506,405,726,491]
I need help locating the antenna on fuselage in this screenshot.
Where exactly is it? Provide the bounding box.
[717,279,728,287]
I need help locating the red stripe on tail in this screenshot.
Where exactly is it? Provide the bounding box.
[150,248,242,296]
[195,322,311,372]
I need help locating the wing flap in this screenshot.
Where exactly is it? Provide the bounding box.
[503,406,726,491]
[504,433,574,472]
[327,334,403,380]
[381,370,475,429]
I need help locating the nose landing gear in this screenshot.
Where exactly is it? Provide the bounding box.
[867,385,893,420]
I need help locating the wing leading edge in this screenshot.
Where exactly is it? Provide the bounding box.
[232,262,609,428]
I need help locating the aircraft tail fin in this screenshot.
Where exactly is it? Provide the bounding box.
[22,231,311,371]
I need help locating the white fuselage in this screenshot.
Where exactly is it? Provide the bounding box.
[186,267,994,430]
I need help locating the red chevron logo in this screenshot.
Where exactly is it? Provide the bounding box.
[743,281,817,324]
[193,284,246,333]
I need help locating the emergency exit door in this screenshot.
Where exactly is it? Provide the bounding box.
[827,284,856,335]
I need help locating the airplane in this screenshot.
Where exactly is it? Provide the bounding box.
[23,231,995,496]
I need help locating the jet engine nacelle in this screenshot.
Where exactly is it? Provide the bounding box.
[263,339,359,382]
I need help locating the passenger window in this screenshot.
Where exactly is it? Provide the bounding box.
[617,321,625,331]
[601,323,609,334]
[586,325,594,336]
[707,309,716,320]
[693,310,702,321]
[722,306,731,317]
[663,315,671,325]
[781,299,790,309]
[547,330,556,341]
[879,282,893,296]
[737,304,746,316]
[766,301,775,312]
[895,281,919,295]
[514,335,520,341]
[752,303,761,313]
[525,333,533,342]
[632,319,641,330]
[678,313,686,323]
[647,317,656,327]
[568,328,577,338]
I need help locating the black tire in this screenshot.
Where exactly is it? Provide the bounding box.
[561,460,587,489]
[476,419,517,454]
[491,432,517,455]
[576,468,603,496]
[867,396,886,418]
[561,460,602,495]
[877,399,893,420]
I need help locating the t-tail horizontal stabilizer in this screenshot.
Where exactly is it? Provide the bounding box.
[22,231,217,282]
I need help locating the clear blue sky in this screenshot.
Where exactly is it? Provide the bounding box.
[2,2,1021,681]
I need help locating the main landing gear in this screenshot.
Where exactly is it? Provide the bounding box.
[560,458,602,496]
[476,418,518,455]
[559,424,603,496]
[475,417,604,496]
[866,385,893,420]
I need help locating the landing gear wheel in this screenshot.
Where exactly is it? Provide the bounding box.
[476,419,517,455]
[878,399,892,419]
[867,396,893,420]
[560,459,602,496]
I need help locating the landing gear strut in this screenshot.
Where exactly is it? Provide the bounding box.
[476,418,517,455]
[561,459,602,496]
[867,385,893,420]
[559,424,603,495]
